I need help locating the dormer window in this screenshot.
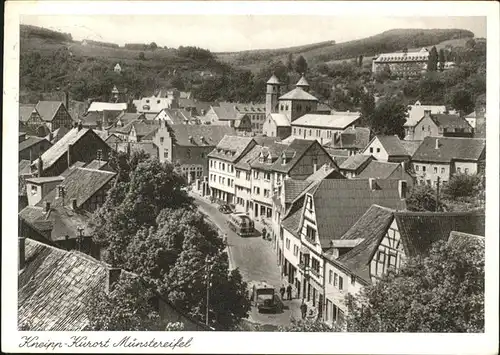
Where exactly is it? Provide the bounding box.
[281,156,287,165]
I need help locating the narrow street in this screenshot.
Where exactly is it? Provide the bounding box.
[191,193,302,328]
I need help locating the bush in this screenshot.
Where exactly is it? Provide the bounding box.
[406,185,444,212]
[443,173,483,199]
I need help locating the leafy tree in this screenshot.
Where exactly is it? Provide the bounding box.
[438,48,446,71]
[86,277,179,331]
[427,46,439,71]
[295,55,308,74]
[374,65,391,83]
[138,51,145,60]
[286,53,294,71]
[443,173,483,199]
[347,239,484,332]
[358,55,364,67]
[149,42,158,51]
[365,96,407,138]
[406,185,443,212]
[446,88,475,116]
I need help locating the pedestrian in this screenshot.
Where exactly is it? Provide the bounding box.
[262,229,267,240]
[286,284,292,300]
[280,284,285,299]
[300,300,307,320]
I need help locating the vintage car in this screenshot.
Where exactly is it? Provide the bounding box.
[226,213,255,237]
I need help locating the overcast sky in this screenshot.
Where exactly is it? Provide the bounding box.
[21,15,486,52]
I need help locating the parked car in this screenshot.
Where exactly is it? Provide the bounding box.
[247,281,282,313]
[218,204,232,214]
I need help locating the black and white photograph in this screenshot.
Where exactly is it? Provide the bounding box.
[2,1,499,354]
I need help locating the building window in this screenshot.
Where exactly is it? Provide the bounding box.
[299,129,302,135]
[253,170,259,179]
[306,195,313,210]
[465,168,469,174]
[441,167,445,174]
[388,254,397,269]
[264,173,271,181]
[286,238,290,250]
[254,187,260,195]
[246,172,251,181]
[201,152,206,158]
[160,137,164,144]
[309,129,312,136]
[316,129,320,137]
[293,245,299,256]
[329,270,333,284]
[376,148,381,153]
[422,166,426,172]
[30,185,37,195]
[457,167,461,173]
[434,167,438,173]
[164,150,169,159]
[210,160,213,168]
[264,189,270,197]
[293,128,296,135]
[350,275,356,285]
[415,165,419,171]
[338,276,343,290]
[236,170,241,178]
[222,163,225,171]
[306,225,316,244]
[334,273,338,286]
[369,147,374,153]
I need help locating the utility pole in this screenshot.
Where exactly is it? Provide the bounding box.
[436,176,440,212]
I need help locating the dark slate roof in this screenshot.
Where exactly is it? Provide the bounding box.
[35,101,65,122]
[333,205,396,283]
[400,140,422,157]
[311,179,407,247]
[105,133,123,144]
[84,159,110,171]
[432,114,472,130]
[114,120,161,138]
[235,145,262,171]
[448,231,485,249]
[394,211,485,257]
[412,137,486,163]
[19,123,51,138]
[329,126,371,150]
[374,135,409,156]
[19,160,33,175]
[19,239,209,331]
[340,154,372,171]
[284,180,314,203]
[305,164,343,182]
[19,136,51,152]
[267,74,281,85]
[36,128,94,169]
[253,136,282,146]
[250,143,288,171]
[19,205,93,241]
[169,124,236,147]
[281,198,305,238]
[208,136,255,163]
[356,161,401,179]
[51,126,71,144]
[37,167,116,209]
[271,139,317,174]
[60,161,87,177]
[279,87,318,101]
[19,104,36,123]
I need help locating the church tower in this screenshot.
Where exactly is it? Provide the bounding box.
[296,75,310,92]
[266,74,281,116]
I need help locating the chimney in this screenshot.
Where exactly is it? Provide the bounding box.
[424,110,431,118]
[368,178,376,190]
[435,138,440,149]
[37,158,44,177]
[45,201,51,213]
[106,267,122,294]
[71,198,77,210]
[96,119,102,131]
[67,143,72,169]
[77,120,83,131]
[398,180,408,199]
[19,237,26,271]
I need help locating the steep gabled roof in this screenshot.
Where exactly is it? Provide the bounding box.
[36,128,95,170]
[272,139,319,174]
[356,161,401,179]
[311,179,406,247]
[432,114,472,130]
[369,135,409,156]
[19,104,36,123]
[284,180,314,204]
[394,211,485,257]
[339,154,373,172]
[328,126,371,150]
[400,140,422,157]
[333,205,396,283]
[169,124,236,147]
[448,231,485,249]
[268,113,290,127]
[208,135,255,163]
[412,137,486,163]
[266,74,281,85]
[19,136,51,152]
[35,101,67,122]
[235,145,262,171]
[37,167,116,209]
[279,87,318,101]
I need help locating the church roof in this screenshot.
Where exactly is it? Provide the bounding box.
[279,87,318,102]
[267,75,281,85]
[296,76,310,87]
